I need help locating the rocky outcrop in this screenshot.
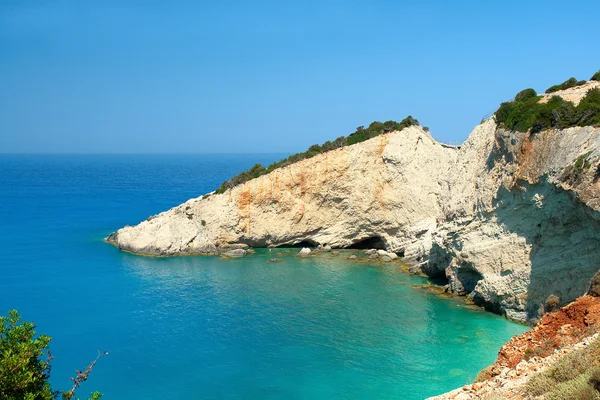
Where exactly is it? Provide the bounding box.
[108,125,459,258]
[427,295,600,399]
[429,120,600,322]
[107,83,600,323]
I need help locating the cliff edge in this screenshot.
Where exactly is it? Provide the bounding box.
[107,81,600,323]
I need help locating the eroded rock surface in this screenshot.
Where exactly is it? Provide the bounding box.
[107,85,600,323]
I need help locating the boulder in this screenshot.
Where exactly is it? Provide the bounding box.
[299,247,311,256]
[222,249,247,258]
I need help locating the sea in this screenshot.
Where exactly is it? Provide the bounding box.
[0,154,528,399]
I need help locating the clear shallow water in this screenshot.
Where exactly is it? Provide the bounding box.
[0,155,527,399]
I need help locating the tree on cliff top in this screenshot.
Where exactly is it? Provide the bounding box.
[0,310,104,400]
[214,116,421,194]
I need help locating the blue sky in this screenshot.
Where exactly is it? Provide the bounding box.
[1,1,599,153]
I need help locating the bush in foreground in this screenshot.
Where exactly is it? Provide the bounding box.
[0,310,103,400]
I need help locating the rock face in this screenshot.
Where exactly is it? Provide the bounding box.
[107,84,600,323]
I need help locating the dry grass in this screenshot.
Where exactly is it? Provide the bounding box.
[524,337,600,398]
[545,371,600,400]
[474,365,493,383]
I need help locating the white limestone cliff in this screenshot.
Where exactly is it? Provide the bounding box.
[107,85,600,323]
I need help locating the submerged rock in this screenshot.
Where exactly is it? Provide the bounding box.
[221,249,247,258]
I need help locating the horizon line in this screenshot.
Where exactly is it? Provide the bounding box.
[0,152,292,156]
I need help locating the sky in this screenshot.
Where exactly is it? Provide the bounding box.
[1,0,600,154]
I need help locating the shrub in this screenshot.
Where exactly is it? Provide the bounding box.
[0,310,103,400]
[495,87,600,133]
[589,270,600,297]
[0,310,54,399]
[589,367,600,392]
[214,116,421,193]
[549,352,593,383]
[201,220,206,226]
[545,294,560,312]
[346,117,419,145]
[545,77,586,93]
[474,365,493,382]
[523,346,535,360]
[577,88,600,127]
[592,70,600,81]
[526,373,557,397]
[524,337,600,398]
[545,371,600,400]
[515,88,537,102]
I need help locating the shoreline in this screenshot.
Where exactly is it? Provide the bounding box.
[109,238,527,325]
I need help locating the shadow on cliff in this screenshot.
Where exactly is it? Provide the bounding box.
[491,178,600,320]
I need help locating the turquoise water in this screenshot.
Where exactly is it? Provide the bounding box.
[0,155,527,399]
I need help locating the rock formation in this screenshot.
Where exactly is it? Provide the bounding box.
[107,82,600,323]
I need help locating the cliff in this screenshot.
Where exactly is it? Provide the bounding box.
[107,81,600,323]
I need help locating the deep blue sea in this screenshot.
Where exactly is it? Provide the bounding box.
[0,154,528,399]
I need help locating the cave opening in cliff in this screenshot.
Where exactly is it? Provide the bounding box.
[347,236,386,250]
[284,239,319,248]
[471,293,502,315]
[456,268,484,294]
[428,271,449,286]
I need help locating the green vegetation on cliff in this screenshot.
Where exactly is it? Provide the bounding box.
[0,310,103,400]
[214,116,421,194]
[545,77,587,94]
[495,87,600,134]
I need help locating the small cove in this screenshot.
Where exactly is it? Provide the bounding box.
[0,154,528,399]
